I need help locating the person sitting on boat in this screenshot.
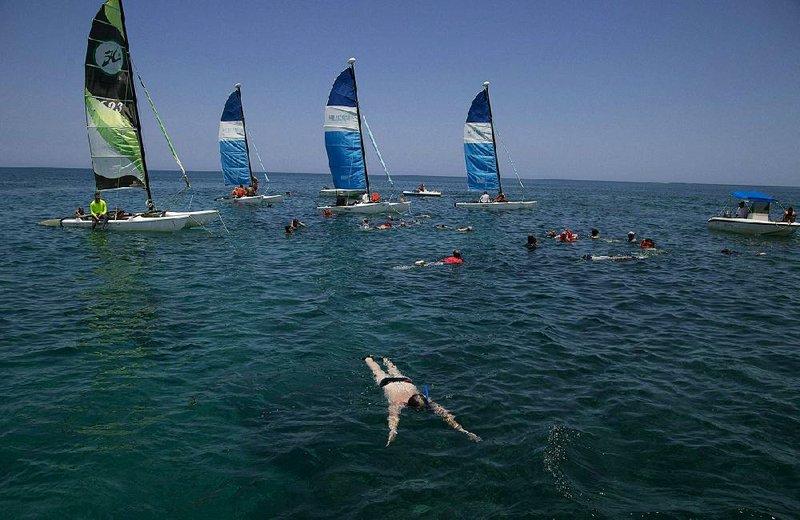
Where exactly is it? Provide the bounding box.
[441,250,464,264]
[734,201,749,219]
[478,191,491,203]
[89,191,108,230]
[360,192,370,204]
[527,235,538,250]
[251,176,259,194]
[232,184,245,198]
[245,185,255,196]
[640,238,655,249]
[74,207,85,218]
[627,231,636,243]
[112,208,129,220]
[494,192,507,202]
[783,207,797,223]
[371,192,380,203]
[418,183,425,192]
[363,355,480,446]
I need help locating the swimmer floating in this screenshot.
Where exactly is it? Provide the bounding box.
[364,356,481,446]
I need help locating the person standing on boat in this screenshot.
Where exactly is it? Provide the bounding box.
[363,356,481,446]
[734,201,750,219]
[479,191,490,203]
[89,191,108,230]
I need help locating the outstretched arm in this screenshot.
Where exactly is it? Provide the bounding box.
[430,401,481,442]
[364,356,387,385]
[386,402,402,446]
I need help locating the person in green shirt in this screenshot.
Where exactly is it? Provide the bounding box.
[89,191,108,229]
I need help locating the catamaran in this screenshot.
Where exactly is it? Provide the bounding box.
[216,84,283,205]
[317,58,410,215]
[455,82,536,210]
[708,191,799,236]
[40,0,217,231]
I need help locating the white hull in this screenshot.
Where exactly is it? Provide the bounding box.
[319,188,366,198]
[707,217,799,237]
[455,201,537,210]
[217,195,284,205]
[402,190,442,197]
[318,201,411,215]
[164,209,219,228]
[53,214,189,232]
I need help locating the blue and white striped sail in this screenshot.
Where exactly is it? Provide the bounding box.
[324,65,366,190]
[219,87,251,186]
[464,87,499,191]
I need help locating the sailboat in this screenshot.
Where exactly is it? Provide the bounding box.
[41,0,217,231]
[317,58,410,215]
[216,84,283,205]
[455,82,537,210]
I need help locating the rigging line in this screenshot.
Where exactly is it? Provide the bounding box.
[493,127,526,193]
[133,66,191,188]
[243,128,270,183]
[362,115,394,188]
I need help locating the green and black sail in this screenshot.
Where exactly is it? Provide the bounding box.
[84,0,151,196]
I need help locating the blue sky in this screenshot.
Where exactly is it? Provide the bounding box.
[1,0,798,185]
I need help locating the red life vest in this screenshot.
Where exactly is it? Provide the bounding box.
[441,256,463,264]
[231,188,238,198]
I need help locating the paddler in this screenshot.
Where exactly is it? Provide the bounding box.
[363,356,481,446]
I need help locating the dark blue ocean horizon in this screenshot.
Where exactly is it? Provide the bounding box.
[1,167,798,518]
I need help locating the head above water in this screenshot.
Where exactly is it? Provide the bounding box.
[407,393,429,409]
[453,250,462,259]
[591,228,599,237]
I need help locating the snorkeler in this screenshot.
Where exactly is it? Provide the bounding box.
[363,356,481,446]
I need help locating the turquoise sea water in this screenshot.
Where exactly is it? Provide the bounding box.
[1,167,798,518]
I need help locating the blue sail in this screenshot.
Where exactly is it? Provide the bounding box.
[324,66,366,190]
[463,88,499,191]
[219,87,251,186]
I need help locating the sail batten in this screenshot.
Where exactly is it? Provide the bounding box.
[463,86,500,191]
[84,0,149,193]
[324,63,367,191]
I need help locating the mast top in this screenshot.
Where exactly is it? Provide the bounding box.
[348,57,356,65]
[483,81,490,88]
[235,83,241,89]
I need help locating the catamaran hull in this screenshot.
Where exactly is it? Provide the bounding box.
[53,214,190,232]
[218,195,284,205]
[402,190,442,197]
[318,201,411,215]
[455,201,537,210]
[164,209,220,228]
[707,217,799,237]
[319,188,366,198]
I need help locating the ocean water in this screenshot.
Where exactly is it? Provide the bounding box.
[1,167,798,519]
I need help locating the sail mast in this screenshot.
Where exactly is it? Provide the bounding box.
[236,83,255,186]
[484,81,503,195]
[117,0,153,205]
[349,57,370,196]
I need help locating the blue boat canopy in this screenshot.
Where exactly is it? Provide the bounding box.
[731,191,776,203]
